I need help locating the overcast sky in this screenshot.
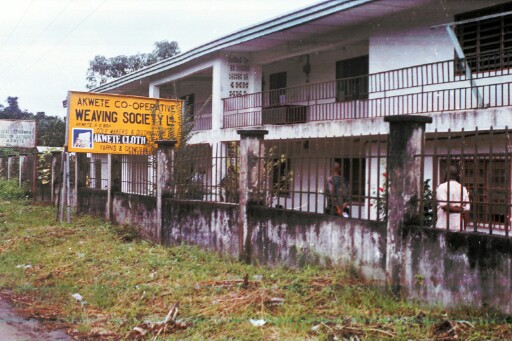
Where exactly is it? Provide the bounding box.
[0,0,318,117]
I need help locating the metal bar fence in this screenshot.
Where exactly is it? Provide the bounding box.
[172,142,240,203]
[84,154,108,190]
[250,136,388,222]
[421,127,512,235]
[120,154,156,196]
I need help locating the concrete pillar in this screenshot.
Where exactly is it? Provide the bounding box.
[211,59,225,130]
[19,154,26,187]
[149,83,160,98]
[7,155,15,180]
[19,153,34,193]
[237,129,268,263]
[51,151,63,206]
[384,115,432,295]
[107,154,122,221]
[156,140,177,244]
[0,157,7,179]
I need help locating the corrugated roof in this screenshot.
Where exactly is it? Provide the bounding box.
[92,0,375,92]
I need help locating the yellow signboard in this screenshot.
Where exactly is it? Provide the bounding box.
[67,91,182,155]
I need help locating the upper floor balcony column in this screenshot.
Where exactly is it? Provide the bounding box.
[212,54,262,130]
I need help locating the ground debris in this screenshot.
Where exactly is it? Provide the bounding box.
[128,302,191,339]
[200,286,286,317]
[310,319,396,340]
[431,319,474,340]
[195,273,254,289]
[249,318,266,327]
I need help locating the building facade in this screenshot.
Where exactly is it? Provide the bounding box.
[91,0,512,232]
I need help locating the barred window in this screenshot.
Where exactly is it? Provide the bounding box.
[440,158,509,225]
[455,2,512,72]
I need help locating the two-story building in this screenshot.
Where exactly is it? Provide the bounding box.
[90,0,512,231]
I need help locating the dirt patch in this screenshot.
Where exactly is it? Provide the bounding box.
[0,292,72,340]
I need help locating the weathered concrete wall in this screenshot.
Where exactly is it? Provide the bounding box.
[403,226,512,314]
[249,206,387,281]
[163,200,240,258]
[77,189,108,219]
[112,193,158,242]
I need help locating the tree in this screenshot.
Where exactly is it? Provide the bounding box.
[35,113,65,147]
[86,40,180,89]
[0,97,32,120]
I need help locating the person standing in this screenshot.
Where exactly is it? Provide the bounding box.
[435,165,470,230]
[325,161,350,217]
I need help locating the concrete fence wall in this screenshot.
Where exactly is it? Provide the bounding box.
[69,116,512,314]
[163,200,240,257]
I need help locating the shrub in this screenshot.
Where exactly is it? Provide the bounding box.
[0,179,29,200]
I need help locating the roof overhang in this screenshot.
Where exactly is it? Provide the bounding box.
[92,0,429,93]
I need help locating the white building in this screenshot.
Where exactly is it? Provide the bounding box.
[92,0,512,230]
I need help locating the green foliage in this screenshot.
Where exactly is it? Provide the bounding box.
[254,145,293,206]
[374,175,434,226]
[37,148,61,185]
[86,40,180,89]
[35,112,65,146]
[423,179,434,227]
[0,179,29,200]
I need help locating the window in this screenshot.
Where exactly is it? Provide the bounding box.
[336,55,368,101]
[440,158,509,225]
[268,72,287,106]
[455,2,512,72]
[335,157,366,203]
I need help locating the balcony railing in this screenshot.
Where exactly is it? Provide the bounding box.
[223,52,512,128]
[189,99,212,131]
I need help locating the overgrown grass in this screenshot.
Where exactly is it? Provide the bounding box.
[0,179,30,200]
[0,197,510,339]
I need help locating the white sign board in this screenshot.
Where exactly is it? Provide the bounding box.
[0,120,36,148]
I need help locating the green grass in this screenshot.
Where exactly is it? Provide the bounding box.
[0,196,510,339]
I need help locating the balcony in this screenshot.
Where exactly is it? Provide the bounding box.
[189,99,212,131]
[223,52,512,129]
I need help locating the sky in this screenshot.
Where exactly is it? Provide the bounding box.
[0,0,319,118]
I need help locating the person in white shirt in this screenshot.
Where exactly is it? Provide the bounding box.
[435,165,470,231]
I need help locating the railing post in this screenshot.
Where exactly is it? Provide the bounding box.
[50,151,63,206]
[384,115,432,295]
[156,140,177,244]
[237,129,268,263]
